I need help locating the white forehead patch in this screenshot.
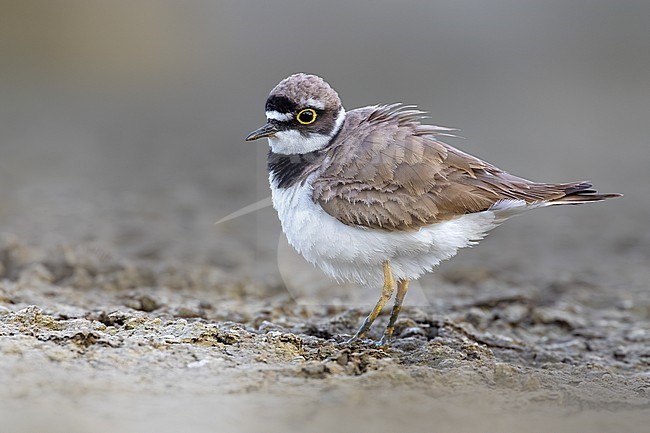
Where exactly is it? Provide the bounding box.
[300,98,325,110]
[266,110,292,122]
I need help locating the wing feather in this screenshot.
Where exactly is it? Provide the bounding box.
[312,105,593,231]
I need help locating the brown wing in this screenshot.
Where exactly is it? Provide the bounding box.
[312,105,588,231]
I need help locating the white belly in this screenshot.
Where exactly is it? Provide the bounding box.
[270,173,505,287]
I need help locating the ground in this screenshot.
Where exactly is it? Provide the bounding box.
[1,228,648,432]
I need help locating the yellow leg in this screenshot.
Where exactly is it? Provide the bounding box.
[348,261,395,341]
[379,279,409,346]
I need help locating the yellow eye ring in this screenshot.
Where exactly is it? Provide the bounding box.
[296,108,317,125]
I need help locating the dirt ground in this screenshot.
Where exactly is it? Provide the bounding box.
[1,206,649,433]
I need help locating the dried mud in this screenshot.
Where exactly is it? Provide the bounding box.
[1,236,648,433]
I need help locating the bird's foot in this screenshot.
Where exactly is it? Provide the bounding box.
[344,331,366,345]
[376,335,391,348]
[343,333,391,349]
[377,325,395,347]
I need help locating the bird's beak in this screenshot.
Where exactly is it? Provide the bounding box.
[245,122,278,141]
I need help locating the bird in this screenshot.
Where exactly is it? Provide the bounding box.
[245,73,621,346]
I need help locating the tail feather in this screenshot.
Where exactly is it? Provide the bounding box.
[550,181,622,205]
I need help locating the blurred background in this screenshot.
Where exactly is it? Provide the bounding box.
[1,0,648,294]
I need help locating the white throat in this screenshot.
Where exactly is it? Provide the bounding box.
[267,108,346,155]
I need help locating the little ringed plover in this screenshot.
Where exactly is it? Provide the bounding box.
[245,73,621,346]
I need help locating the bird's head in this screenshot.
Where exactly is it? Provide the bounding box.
[245,73,346,154]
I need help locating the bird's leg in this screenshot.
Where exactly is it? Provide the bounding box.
[378,279,409,347]
[348,261,395,342]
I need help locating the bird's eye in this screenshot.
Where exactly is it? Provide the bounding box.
[296,108,317,125]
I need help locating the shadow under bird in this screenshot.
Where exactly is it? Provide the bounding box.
[245,73,621,346]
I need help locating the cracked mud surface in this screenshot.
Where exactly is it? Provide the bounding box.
[1,237,648,433]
